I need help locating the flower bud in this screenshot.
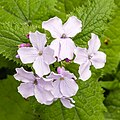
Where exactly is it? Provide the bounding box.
[65,58,71,62]
[57,67,65,74]
[18,43,26,48]
[57,67,62,74]
[15,54,20,58]
[26,34,29,39]
[26,43,31,47]
[18,43,31,48]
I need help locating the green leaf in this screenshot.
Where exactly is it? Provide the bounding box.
[100,63,120,119]
[0,54,18,69]
[0,0,64,25]
[100,63,120,90]
[0,75,34,120]
[72,0,115,43]
[100,80,120,90]
[56,0,88,14]
[101,3,120,74]
[0,23,37,64]
[104,89,120,120]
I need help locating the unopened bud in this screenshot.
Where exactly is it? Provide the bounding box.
[18,43,31,48]
[26,43,31,47]
[26,34,29,39]
[15,54,20,58]
[57,67,64,74]
[18,43,26,48]
[65,58,71,62]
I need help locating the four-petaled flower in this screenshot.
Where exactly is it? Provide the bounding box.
[47,67,79,98]
[14,67,54,105]
[42,16,82,61]
[18,31,56,77]
[74,33,106,81]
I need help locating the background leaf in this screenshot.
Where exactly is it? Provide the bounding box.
[101,0,120,74]
[101,63,120,120]
[104,88,120,120]
[0,75,34,120]
[0,23,37,64]
[0,0,60,25]
[72,0,115,43]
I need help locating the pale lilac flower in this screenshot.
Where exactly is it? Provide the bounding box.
[60,97,75,109]
[42,16,82,61]
[18,31,56,77]
[74,33,106,81]
[47,67,78,98]
[14,67,54,105]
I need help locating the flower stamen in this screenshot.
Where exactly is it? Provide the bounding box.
[88,55,92,60]
[60,77,64,80]
[61,33,66,38]
[34,79,38,85]
[38,51,43,56]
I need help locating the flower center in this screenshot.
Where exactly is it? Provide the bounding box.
[88,55,92,60]
[34,79,38,85]
[38,51,43,56]
[60,77,64,80]
[61,33,66,38]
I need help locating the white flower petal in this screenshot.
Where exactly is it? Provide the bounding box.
[18,47,38,64]
[63,71,76,80]
[43,46,56,64]
[18,83,34,99]
[45,100,54,105]
[79,61,91,81]
[60,78,79,97]
[33,56,50,77]
[37,78,53,91]
[42,81,53,91]
[91,51,106,69]
[14,67,35,83]
[42,77,53,82]
[47,72,61,80]
[29,31,47,51]
[88,33,101,54]
[63,16,82,37]
[69,98,75,103]
[42,17,64,38]
[51,80,63,98]
[59,67,76,79]
[50,39,61,60]
[60,38,76,60]
[60,97,75,109]
[34,85,54,105]
[74,47,88,64]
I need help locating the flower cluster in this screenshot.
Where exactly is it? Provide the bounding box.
[14,16,106,108]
